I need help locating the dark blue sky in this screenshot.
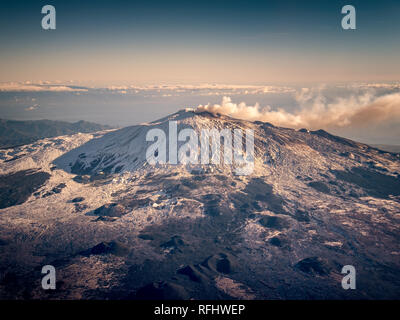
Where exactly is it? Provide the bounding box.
[0,0,399,83]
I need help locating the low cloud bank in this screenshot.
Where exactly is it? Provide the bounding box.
[0,82,88,92]
[195,90,400,129]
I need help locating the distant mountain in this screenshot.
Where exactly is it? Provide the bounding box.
[0,119,111,148]
[370,144,400,154]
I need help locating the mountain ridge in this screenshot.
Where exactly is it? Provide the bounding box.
[0,118,112,149]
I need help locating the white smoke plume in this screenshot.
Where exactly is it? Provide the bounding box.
[195,90,400,130]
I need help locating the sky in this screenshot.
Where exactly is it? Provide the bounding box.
[1,0,400,84]
[0,0,399,144]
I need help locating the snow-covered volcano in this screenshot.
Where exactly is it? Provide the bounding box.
[55,108,399,180]
[0,110,400,300]
[54,109,262,176]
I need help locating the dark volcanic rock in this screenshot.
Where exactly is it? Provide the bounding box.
[138,234,154,240]
[71,197,85,203]
[160,236,185,249]
[94,216,117,222]
[233,177,287,214]
[82,241,129,256]
[269,237,282,247]
[53,183,66,192]
[123,197,151,209]
[93,203,127,217]
[71,158,100,175]
[259,216,289,230]
[177,265,206,283]
[4,155,24,162]
[43,183,67,197]
[294,257,331,276]
[177,252,237,285]
[72,175,90,183]
[74,203,88,212]
[293,209,310,223]
[160,236,186,254]
[114,165,124,173]
[332,167,400,199]
[308,181,330,194]
[0,169,50,209]
[135,281,189,300]
[1,272,18,288]
[202,194,223,216]
[201,252,237,274]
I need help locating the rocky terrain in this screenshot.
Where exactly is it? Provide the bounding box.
[0,110,399,299]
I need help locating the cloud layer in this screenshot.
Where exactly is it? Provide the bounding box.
[0,82,88,92]
[195,91,400,130]
[0,82,295,96]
